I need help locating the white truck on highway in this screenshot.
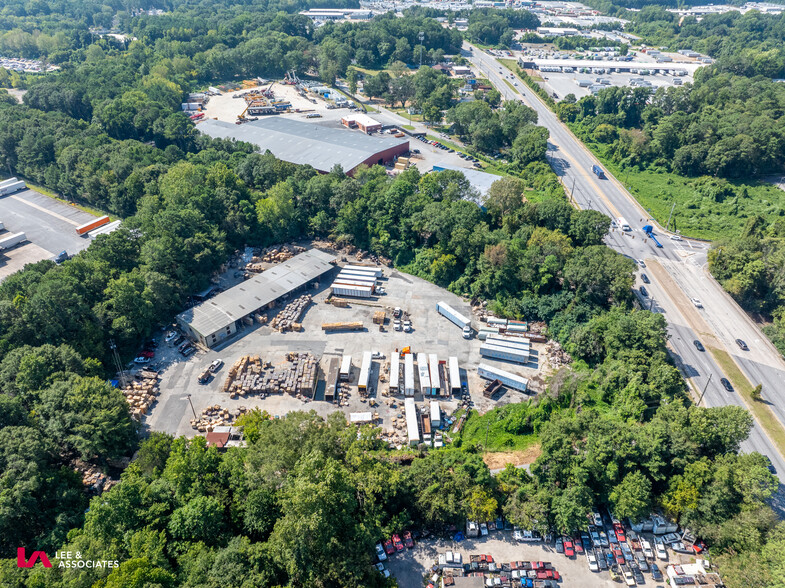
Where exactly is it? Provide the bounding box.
[617,217,631,231]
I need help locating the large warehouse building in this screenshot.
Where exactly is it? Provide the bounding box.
[198,118,410,175]
[177,249,336,348]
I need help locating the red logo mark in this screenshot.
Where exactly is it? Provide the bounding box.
[17,548,52,568]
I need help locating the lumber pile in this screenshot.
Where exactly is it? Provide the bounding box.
[190,405,249,432]
[321,321,363,332]
[222,352,318,400]
[121,371,160,420]
[74,460,117,494]
[270,294,312,332]
[372,310,385,325]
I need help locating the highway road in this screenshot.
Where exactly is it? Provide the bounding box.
[463,42,785,484]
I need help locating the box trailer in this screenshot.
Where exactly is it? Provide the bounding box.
[417,352,431,395]
[404,353,415,396]
[331,285,373,298]
[390,353,400,392]
[75,215,110,236]
[428,353,440,396]
[332,280,375,292]
[350,412,374,424]
[337,269,377,280]
[486,334,531,350]
[477,363,529,392]
[405,397,420,446]
[430,400,441,428]
[0,179,26,196]
[449,356,461,392]
[480,343,530,365]
[358,351,372,391]
[486,317,508,326]
[504,323,529,333]
[325,356,340,402]
[344,264,382,277]
[436,301,471,330]
[0,232,27,250]
[336,273,376,286]
[339,354,352,381]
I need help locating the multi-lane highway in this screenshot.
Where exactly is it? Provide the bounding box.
[463,42,785,482]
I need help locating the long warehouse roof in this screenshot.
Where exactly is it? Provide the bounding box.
[178,249,335,336]
[198,118,409,173]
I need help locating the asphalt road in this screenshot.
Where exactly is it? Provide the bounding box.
[464,42,785,484]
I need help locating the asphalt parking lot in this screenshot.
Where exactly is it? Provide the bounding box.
[0,187,98,280]
[541,71,681,100]
[142,248,544,438]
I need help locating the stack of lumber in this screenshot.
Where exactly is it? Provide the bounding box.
[222,352,317,400]
[270,295,312,332]
[321,321,363,332]
[190,404,249,432]
[122,372,160,419]
[373,310,385,325]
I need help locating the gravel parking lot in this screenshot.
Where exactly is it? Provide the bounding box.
[141,246,545,438]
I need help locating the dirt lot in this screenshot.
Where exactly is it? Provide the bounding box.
[141,244,547,439]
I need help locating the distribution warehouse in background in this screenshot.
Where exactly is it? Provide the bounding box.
[198,117,410,175]
[177,249,336,348]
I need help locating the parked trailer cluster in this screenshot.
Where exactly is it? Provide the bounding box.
[358,351,372,391]
[486,334,531,351]
[0,232,27,250]
[477,363,529,392]
[404,353,415,396]
[0,177,26,197]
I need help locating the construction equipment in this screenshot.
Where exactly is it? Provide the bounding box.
[283,70,299,85]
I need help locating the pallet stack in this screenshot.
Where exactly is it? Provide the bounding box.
[270,294,312,332]
[373,310,385,325]
[222,352,318,400]
[121,371,160,420]
[190,404,249,432]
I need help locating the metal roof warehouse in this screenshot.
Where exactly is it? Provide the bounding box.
[177,249,336,348]
[198,117,410,175]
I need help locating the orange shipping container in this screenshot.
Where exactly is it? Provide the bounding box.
[75,215,110,236]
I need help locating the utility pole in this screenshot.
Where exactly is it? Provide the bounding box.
[109,339,127,389]
[697,374,713,407]
[185,394,197,419]
[649,296,655,311]
[418,32,425,68]
[666,202,676,232]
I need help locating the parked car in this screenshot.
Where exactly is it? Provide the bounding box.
[599,549,610,570]
[655,542,668,561]
[371,351,385,359]
[134,356,151,364]
[598,530,609,547]
[573,535,584,555]
[640,273,650,284]
[642,540,654,559]
[375,563,390,578]
[172,334,184,345]
[394,320,402,331]
[721,377,734,392]
[670,234,683,241]
[165,331,178,342]
[622,567,636,586]
[480,522,488,536]
[693,339,705,352]
[613,522,626,543]
[403,320,412,332]
[139,350,155,358]
[635,553,648,572]
[392,534,404,552]
[403,530,414,548]
[637,259,646,268]
[639,286,648,297]
[736,338,749,351]
[564,537,575,557]
[587,553,599,572]
[375,543,387,561]
[383,539,394,555]
[182,346,196,357]
[555,537,564,553]
[513,528,524,542]
[592,511,603,526]
[632,565,645,585]
[209,359,223,373]
[651,563,663,581]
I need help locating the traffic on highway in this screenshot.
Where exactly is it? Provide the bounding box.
[463,41,785,482]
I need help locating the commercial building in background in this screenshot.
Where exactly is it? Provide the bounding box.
[198,118,409,176]
[177,249,335,348]
[341,113,382,134]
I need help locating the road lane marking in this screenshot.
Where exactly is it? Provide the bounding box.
[10,194,81,226]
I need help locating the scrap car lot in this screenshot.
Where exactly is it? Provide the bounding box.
[136,242,547,440]
[0,185,98,280]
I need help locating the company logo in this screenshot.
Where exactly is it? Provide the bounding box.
[17,548,52,568]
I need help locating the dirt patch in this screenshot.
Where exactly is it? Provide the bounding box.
[483,445,541,470]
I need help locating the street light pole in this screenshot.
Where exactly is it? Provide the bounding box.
[185,394,197,419]
[666,202,676,232]
[697,374,713,407]
[418,32,425,68]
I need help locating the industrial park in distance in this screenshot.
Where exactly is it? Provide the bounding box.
[1,0,784,586]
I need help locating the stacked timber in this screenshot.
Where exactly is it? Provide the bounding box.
[122,372,160,419]
[270,294,312,332]
[190,404,249,432]
[373,310,385,325]
[222,352,318,400]
[321,321,363,332]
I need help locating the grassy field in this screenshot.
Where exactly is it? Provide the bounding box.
[584,151,785,241]
[709,347,785,456]
[459,403,540,452]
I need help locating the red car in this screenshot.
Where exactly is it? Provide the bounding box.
[563,537,575,557]
[140,350,155,358]
[612,546,624,565]
[403,530,414,548]
[383,539,394,555]
[614,522,626,543]
[573,535,584,554]
[392,534,404,552]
